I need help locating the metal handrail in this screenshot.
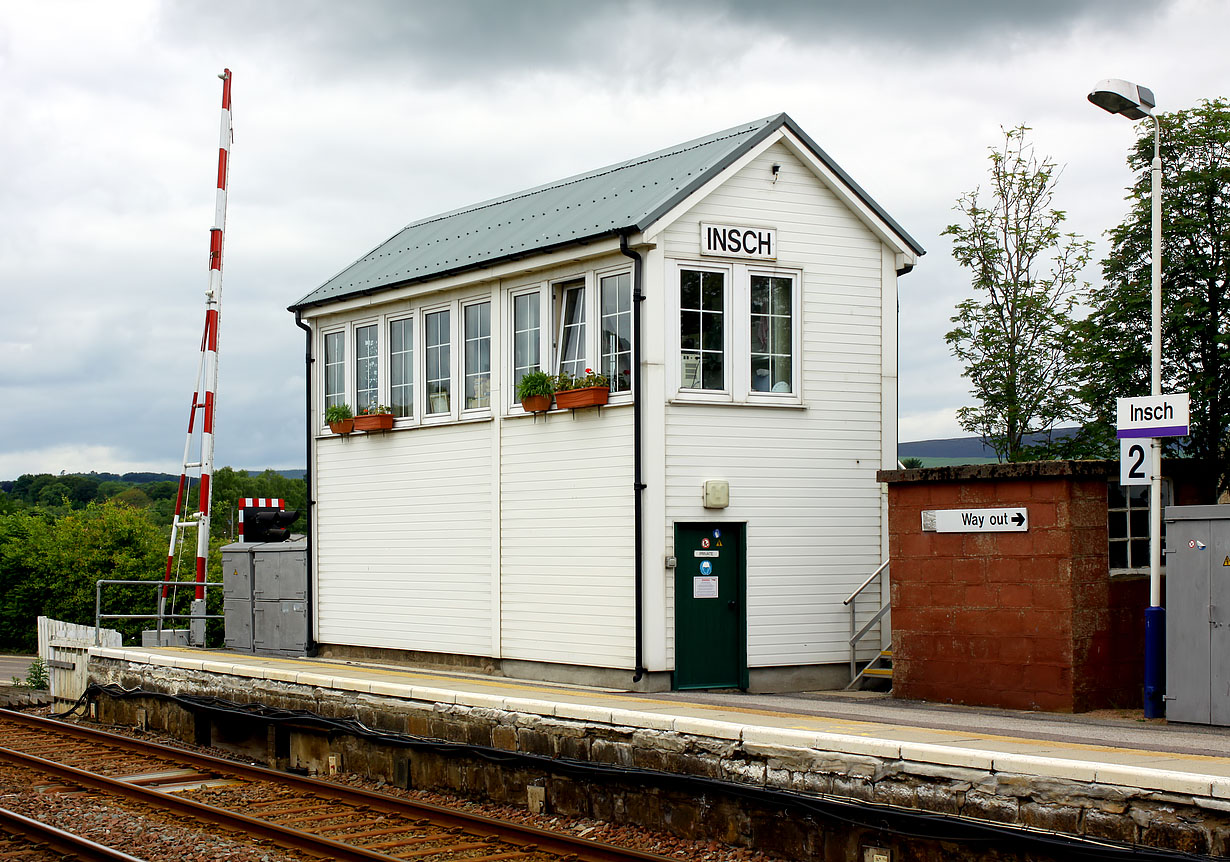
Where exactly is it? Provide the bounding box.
[843,559,889,606]
[94,579,223,645]
[845,560,889,683]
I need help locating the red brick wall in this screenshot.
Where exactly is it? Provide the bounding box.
[883,462,1157,712]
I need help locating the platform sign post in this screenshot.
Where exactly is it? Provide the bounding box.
[1116,392,1190,720]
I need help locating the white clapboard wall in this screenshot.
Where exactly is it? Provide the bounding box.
[37,616,121,708]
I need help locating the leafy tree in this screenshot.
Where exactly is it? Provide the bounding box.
[944,126,1094,461]
[1073,98,1230,502]
[0,500,167,651]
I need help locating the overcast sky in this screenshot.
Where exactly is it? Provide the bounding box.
[1,0,1225,478]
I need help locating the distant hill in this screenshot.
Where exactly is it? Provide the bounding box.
[2,468,306,487]
[898,428,1081,465]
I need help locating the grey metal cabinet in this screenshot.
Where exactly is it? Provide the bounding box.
[1164,505,1230,725]
[222,539,308,656]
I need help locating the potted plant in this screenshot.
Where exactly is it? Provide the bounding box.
[325,403,354,434]
[554,368,610,409]
[353,404,395,431]
[516,370,555,412]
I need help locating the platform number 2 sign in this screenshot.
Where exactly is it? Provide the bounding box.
[1120,438,1150,486]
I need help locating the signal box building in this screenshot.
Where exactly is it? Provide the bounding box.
[289,114,922,691]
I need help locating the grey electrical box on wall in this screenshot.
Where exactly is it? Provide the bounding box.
[703,480,729,509]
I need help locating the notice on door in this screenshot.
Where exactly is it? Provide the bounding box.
[693,576,719,598]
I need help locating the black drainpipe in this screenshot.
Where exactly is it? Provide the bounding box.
[293,309,318,657]
[620,233,647,684]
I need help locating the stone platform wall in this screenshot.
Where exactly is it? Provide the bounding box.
[89,656,1230,860]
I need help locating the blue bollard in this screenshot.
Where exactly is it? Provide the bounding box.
[1143,605,1166,718]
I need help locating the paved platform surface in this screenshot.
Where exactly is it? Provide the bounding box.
[91,647,1230,799]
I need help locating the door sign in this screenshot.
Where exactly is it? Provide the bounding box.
[695,550,719,558]
[701,538,710,549]
[693,576,720,598]
[699,560,713,576]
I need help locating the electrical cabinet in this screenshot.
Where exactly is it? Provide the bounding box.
[1164,505,1230,725]
[222,538,308,656]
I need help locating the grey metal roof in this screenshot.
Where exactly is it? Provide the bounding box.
[291,113,923,311]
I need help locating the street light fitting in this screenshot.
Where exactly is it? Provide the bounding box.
[1088,78,1156,120]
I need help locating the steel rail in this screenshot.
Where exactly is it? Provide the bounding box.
[0,805,149,862]
[1,709,674,862]
[0,744,407,861]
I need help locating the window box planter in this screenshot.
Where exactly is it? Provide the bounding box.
[353,412,394,431]
[328,418,355,435]
[555,386,609,409]
[520,394,552,413]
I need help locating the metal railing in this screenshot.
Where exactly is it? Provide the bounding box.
[842,560,890,685]
[94,579,223,646]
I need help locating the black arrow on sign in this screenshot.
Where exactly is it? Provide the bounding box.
[1011,512,1026,527]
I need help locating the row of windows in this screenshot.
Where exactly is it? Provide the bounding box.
[319,261,802,428]
[321,270,633,424]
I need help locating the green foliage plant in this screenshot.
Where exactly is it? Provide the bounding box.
[1072,98,1230,502]
[899,457,925,469]
[944,125,1093,462]
[356,404,393,416]
[324,403,353,423]
[515,370,555,400]
[554,368,610,392]
[23,656,49,690]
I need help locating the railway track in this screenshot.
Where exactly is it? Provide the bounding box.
[0,708,674,862]
[0,804,148,861]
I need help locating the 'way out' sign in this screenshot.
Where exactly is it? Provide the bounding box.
[922,508,1029,533]
[1116,393,1190,438]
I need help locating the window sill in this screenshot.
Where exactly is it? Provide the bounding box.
[668,396,807,410]
[504,397,633,419]
[315,414,494,439]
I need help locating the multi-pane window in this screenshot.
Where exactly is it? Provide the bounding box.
[425,309,451,415]
[750,275,792,393]
[557,280,587,378]
[1108,480,1171,571]
[389,318,413,418]
[464,302,491,410]
[324,331,345,410]
[512,292,541,393]
[680,269,724,390]
[601,272,632,393]
[355,324,378,413]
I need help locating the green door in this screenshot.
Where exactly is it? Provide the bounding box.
[673,522,746,690]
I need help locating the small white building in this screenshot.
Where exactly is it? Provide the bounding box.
[289,113,922,691]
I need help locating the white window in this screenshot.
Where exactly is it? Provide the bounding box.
[463,301,491,410]
[389,317,413,418]
[1108,480,1171,573]
[750,275,792,393]
[324,330,345,410]
[600,272,632,393]
[425,308,451,415]
[556,279,587,378]
[511,290,541,394]
[355,323,379,413]
[673,262,800,403]
[679,268,726,391]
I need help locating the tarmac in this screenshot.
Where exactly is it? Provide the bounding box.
[0,654,37,684]
[88,646,1230,799]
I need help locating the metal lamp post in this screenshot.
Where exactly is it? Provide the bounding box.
[1088,78,1165,718]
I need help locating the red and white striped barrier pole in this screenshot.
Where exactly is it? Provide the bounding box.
[195,68,232,599]
[160,70,232,619]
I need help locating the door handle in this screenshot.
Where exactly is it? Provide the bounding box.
[728,600,737,610]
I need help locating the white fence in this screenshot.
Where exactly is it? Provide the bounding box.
[37,616,121,708]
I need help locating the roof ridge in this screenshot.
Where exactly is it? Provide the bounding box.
[401,119,773,232]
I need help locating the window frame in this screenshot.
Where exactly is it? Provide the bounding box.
[322,326,347,415]
[508,285,548,411]
[1108,478,1172,575]
[388,314,415,421]
[422,303,455,423]
[353,319,380,415]
[461,298,492,415]
[669,259,802,406]
[553,276,589,380]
